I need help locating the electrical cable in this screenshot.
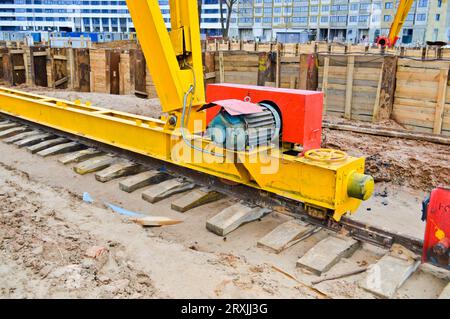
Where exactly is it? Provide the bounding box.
[180,64,225,158]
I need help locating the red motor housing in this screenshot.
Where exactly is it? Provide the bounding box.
[205,83,323,152]
[422,187,450,269]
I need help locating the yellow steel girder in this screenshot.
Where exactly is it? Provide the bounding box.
[0,87,373,221]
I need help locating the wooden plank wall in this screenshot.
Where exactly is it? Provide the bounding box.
[0,42,449,138]
[30,46,48,87]
[89,49,109,93]
[74,48,90,92]
[48,48,69,89]
[393,59,450,136]
[318,54,385,122]
[214,51,259,85]
[280,56,300,89]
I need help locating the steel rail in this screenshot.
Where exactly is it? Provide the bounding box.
[1,113,424,255]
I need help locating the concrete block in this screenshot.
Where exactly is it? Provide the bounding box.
[26,137,69,154]
[296,236,360,276]
[206,203,271,236]
[3,130,41,144]
[171,188,224,213]
[73,155,116,175]
[359,254,420,299]
[257,219,315,253]
[58,148,103,165]
[119,170,170,193]
[0,126,29,138]
[14,133,55,148]
[438,282,450,299]
[37,142,84,157]
[0,122,20,131]
[142,179,196,204]
[95,161,143,183]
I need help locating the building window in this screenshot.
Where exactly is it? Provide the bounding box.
[436,14,440,21]
[384,15,391,22]
[359,15,369,23]
[349,16,357,23]
[416,14,426,21]
[385,2,393,9]
[321,5,329,12]
[360,3,369,10]
[418,0,428,7]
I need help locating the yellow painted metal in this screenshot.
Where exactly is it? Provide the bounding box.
[0,87,372,221]
[125,0,205,113]
[388,0,415,46]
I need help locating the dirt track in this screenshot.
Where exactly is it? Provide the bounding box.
[0,162,320,298]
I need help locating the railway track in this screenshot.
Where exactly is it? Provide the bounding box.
[0,113,448,299]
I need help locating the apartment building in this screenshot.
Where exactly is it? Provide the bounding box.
[0,0,224,36]
[231,0,450,44]
[0,0,448,44]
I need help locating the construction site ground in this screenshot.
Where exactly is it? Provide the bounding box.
[1,86,449,298]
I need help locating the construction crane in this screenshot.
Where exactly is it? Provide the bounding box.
[377,0,414,48]
[0,0,374,222]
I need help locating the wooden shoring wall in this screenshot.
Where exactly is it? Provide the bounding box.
[47,47,69,89]
[89,49,110,93]
[214,51,259,85]
[30,46,48,87]
[2,47,28,86]
[317,54,395,122]
[393,59,450,136]
[73,48,91,92]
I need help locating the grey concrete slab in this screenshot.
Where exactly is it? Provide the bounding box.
[0,122,20,131]
[257,219,315,253]
[296,236,360,276]
[141,179,196,204]
[95,161,143,183]
[0,126,29,138]
[73,155,116,175]
[119,170,170,193]
[14,133,55,148]
[206,203,271,237]
[3,130,42,144]
[359,254,420,299]
[26,137,69,154]
[171,188,224,213]
[58,148,104,165]
[36,142,84,157]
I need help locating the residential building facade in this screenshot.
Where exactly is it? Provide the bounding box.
[230,0,450,44]
[0,0,223,36]
[0,0,448,44]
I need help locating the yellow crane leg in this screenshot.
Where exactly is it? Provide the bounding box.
[0,87,373,221]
